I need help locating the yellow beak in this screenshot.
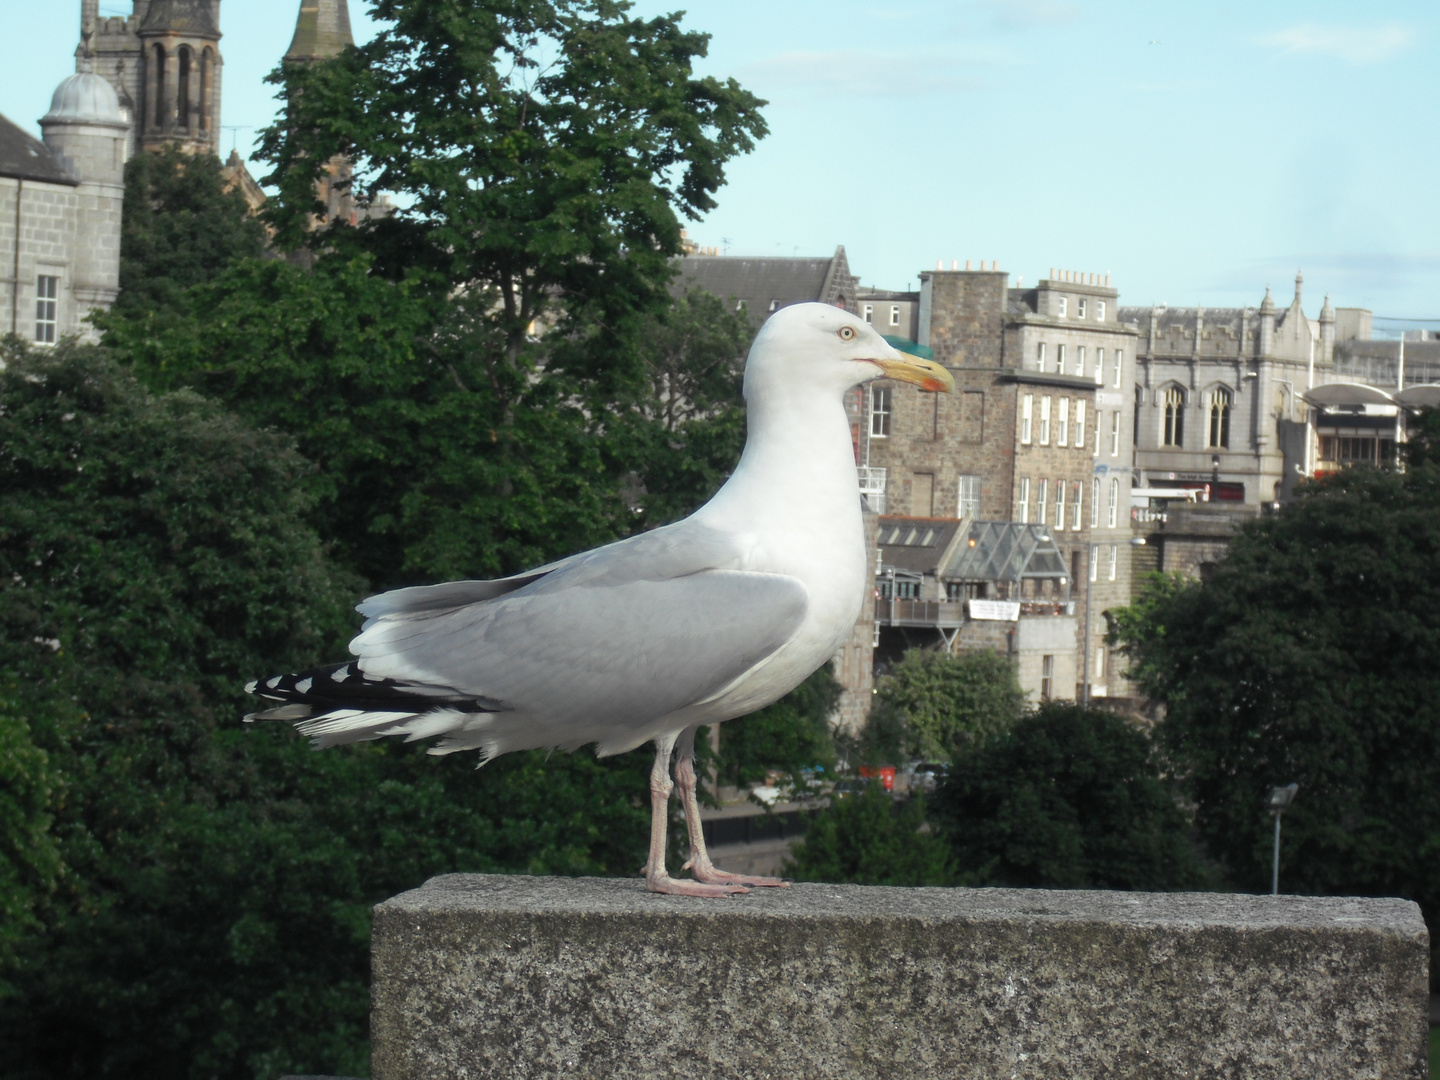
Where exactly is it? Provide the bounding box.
[872,353,955,394]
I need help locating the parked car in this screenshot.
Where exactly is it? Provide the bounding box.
[910,762,949,793]
[830,777,872,800]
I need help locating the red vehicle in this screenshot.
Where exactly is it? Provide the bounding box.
[858,765,897,791]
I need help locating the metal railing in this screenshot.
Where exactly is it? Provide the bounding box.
[875,598,967,628]
[857,466,887,514]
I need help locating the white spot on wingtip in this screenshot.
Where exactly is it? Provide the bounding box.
[266,677,281,689]
[244,680,257,694]
[296,677,313,694]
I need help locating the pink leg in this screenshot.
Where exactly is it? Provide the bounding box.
[675,726,789,889]
[645,732,748,898]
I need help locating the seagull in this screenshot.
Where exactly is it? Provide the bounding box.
[245,303,954,896]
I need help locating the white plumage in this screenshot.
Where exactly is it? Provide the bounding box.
[246,302,953,895]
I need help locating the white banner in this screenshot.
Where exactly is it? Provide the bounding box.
[969,599,1021,621]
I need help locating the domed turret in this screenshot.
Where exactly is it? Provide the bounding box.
[43,68,129,128]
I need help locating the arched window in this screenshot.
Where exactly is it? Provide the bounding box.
[1207,387,1232,448]
[153,45,167,127]
[1162,386,1185,447]
[1108,476,1120,528]
[199,49,212,132]
[177,47,192,130]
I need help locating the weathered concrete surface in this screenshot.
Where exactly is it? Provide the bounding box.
[371,874,1429,1080]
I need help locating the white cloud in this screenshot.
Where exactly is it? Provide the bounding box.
[1259,22,1415,65]
[739,50,991,101]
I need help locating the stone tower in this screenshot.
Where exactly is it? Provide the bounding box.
[285,0,358,224]
[38,54,130,336]
[85,0,223,158]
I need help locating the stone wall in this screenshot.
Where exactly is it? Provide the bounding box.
[371,874,1430,1080]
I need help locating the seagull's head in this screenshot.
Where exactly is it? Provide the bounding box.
[743,302,955,405]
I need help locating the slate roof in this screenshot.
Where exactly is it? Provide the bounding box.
[674,247,858,324]
[140,0,220,36]
[876,516,963,575]
[286,0,355,61]
[0,114,76,185]
[1118,306,1249,337]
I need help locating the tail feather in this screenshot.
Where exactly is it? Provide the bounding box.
[242,660,508,751]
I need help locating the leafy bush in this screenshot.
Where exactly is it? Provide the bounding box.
[863,648,1025,763]
[785,783,953,886]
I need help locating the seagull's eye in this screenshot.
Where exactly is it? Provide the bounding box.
[838,326,858,342]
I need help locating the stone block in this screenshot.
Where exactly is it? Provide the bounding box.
[371,874,1428,1080]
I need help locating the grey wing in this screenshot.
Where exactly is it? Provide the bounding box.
[353,518,750,628]
[349,569,808,749]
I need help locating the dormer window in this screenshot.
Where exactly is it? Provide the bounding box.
[1078,298,1087,319]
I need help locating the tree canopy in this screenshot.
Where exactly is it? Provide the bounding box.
[933,703,1209,891]
[784,783,954,887]
[1110,463,1440,979]
[864,648,1026,763]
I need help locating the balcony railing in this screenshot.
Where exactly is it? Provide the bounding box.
[875,598,967,628]
[857,466,887,514]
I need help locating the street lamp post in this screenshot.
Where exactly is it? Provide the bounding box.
[1267,783,1299,895]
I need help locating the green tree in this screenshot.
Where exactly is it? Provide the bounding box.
[0,341,656,1078]
[715,664,840,791]
[259,0,767,396]
[108,144,267,322]
[1110,465,1440,979]
[630,287,751,527]
[934,704,1209,891]
[866,648,1025,763]
[785,783,954,886]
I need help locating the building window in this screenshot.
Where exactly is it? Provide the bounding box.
[1036,342,1046,371]
[1091,477,1100,528]
[153,44,167,127]
[1037,478,1049,525]
[1108,544,1118,581]
[1162,387,1185,447]
[1039,396,1051,445]
[957,474,981,518]
[1074,400,1086,449]
[889,305,901,326]
[1018,477,1031,523]
[1097,300,1106,322]
[178,46,192,130]
[1094,347,1104,385]
[1110,411,1121,457]
[1057,398,1070,446]
[1071,481,1083,530]
[34,275,59,344]
[1108,477,1119,528]
[1076,345,1085,377]
[1056,343,1066,374]
[1021,394,1033,444]
[767,299,779,312]
[1089,544,1099,581]
[199,48,211,131]
[1208,388,1232,448]
[1078,298,1087,319]
[1113,350,1123,389]
[1041,655,1054,699]
[1058,297,1068,318]
[862,304,874,322]
[870,386,891,437]
[1054,479,1066,529]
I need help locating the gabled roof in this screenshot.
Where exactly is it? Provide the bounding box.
[876,516,964,574]
[286,0,355,62]
[674,246,859,324]
[942,521,1067,583]
[0,114,77,185]
[139,0,220,36]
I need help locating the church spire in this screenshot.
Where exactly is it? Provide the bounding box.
[286,0,354,63]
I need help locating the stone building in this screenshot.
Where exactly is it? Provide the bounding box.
[85,0,224,159]
[863,266,1140,703]
[0,68,128,344]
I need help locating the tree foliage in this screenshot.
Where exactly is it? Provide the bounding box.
[715,664,840,790]
[1110,464,1440,979]
[784,784,954,887]
[0,342,656,1079]
[108,144,267,323]
[865,648,1025,763]
[933,704,1209,891]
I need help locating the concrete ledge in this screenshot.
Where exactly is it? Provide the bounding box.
[372,874,1429,1079]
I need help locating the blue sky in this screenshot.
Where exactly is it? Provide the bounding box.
[5,1,1437,324]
